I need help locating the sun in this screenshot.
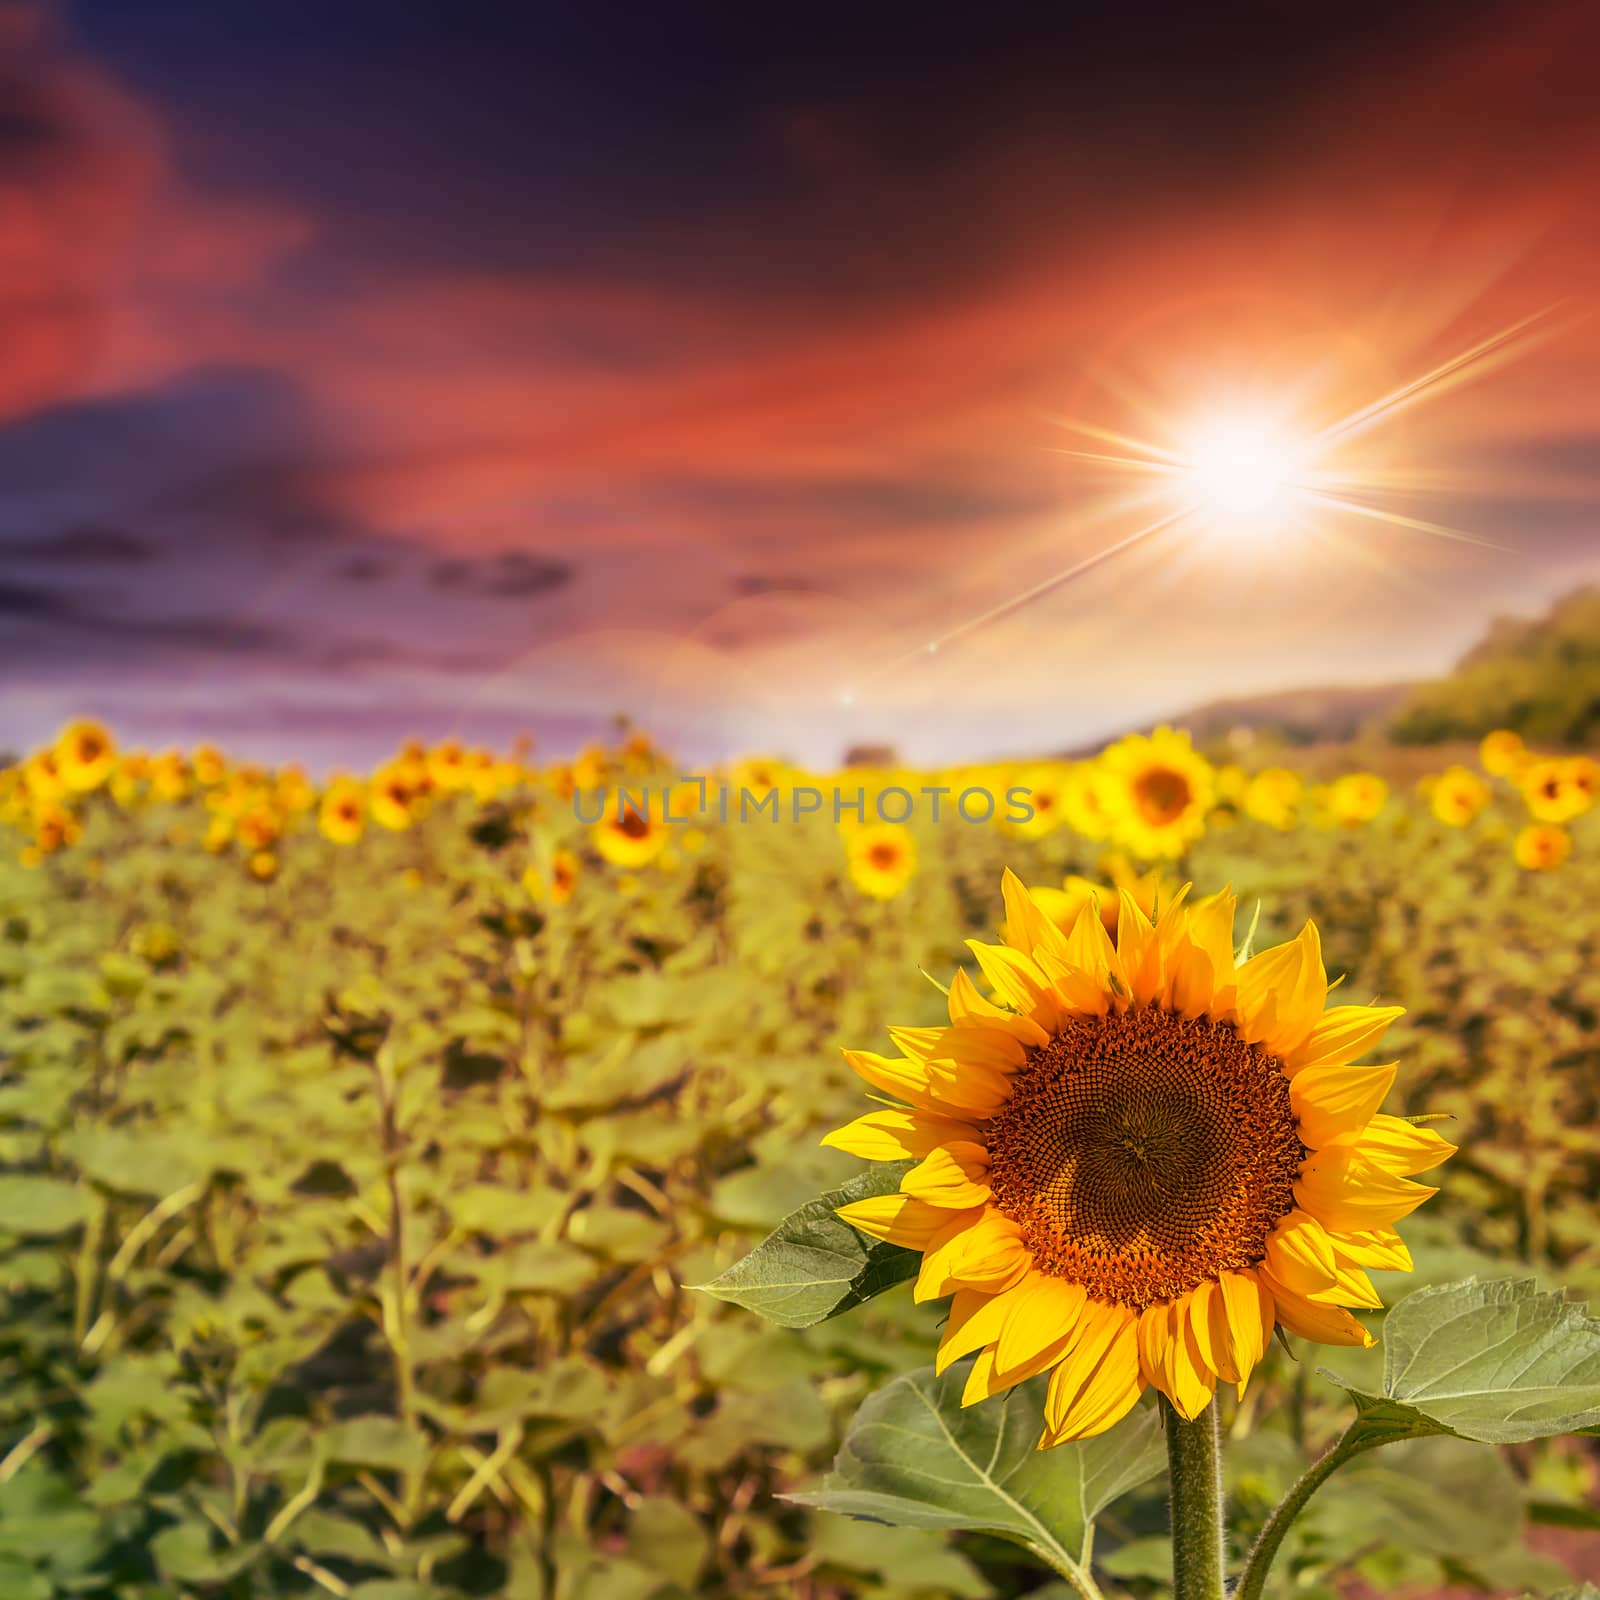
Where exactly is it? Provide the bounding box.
[1180,413,1305,522]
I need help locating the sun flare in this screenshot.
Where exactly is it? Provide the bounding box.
[1178,413,1308,529]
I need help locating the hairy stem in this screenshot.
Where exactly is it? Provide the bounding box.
[1234,1425,1385,1600]
[1163,1396,1226,1600]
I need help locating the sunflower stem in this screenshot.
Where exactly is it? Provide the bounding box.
[1162,1395,1226,1600]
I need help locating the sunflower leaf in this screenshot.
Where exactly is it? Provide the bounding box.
[1329,1278,1600,1446]
[692,1161,918,1329]
[785,1364,1164,1576]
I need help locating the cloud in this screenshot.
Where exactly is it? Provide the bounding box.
[5,524,155,563]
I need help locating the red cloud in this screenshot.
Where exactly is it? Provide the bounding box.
[0,3,307,422]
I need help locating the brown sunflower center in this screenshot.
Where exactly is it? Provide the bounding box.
[867,842,901,870]
[985,1008,1305,1309]
[615,807,651,839]
[1132,766,1192,826]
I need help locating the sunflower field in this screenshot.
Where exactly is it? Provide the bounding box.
[1,718,1598,1600]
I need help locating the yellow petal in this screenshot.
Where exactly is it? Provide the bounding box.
[947,966,1052,1046]
[1283,1003,1405,1074]
[1308,1261,1383,1310]
[820,1108,981,1161]
[1201,1277,1243,1386]
[1237,921,1327,1053]
[1186,1282,1220,1378]
[1290,1061,1398,1147]
[918,1208,1031,1300]
[1185,887,1238,986]
[901,1142,993,1209]
[836,1193,970,1250]
[995,1274,1088,1376]
[1334,1113,1457,1176]
[936,1283,1024,1373]
[1261,1270,1375,1347]
[892,1023,1025,1072]
[840,1047,1011,1119]
[1162,1300,1216,1419]
[1040,1310,1142,1443]
[1116,891,1162,1006]
[1331,1227,1413,1273]
[1264,1209,1340,1297]
[1295,1146,1437,1232]
[1000,867,1072,962]
[965,940,1063,1030]
[1168,937,1220,1020]
[1217,1269,1271,1390]
[1043,1300,1131,1433]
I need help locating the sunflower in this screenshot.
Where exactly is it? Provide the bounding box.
[1429,765,1490,828]
[1005,764,1070,840]
[1099,728,1214,859]
[1522,758,1594,824]
[1514,823,1570,871]
[1243,768,1302,831]
[370,763,422,832]
[1478,728,1526,777]
[828,870,1448,1445]
[1323,772,1388,826]
[1025,857,1176,941]
[54,720,116,793]
[192,744,228,787]
[593,800,670,867]
[845,821,917,900]
[1060,762,1119,840]
[524,847,579,905]
[319,778,367,845]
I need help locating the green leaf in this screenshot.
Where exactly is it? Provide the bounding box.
[322,1415,429,1472]
[624,1496,709,1589]
[785,1363,1164,1577]
[1332,1278,1600,1445]
[693,1160,919,1329]
[0,1174,90,1236]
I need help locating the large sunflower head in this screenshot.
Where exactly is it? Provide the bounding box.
[1098,727,1214,859]
[827,869,1450,1447]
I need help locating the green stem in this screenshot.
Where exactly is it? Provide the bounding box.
[1162,1396,1226,1600]
[1234,1425,1383,1600]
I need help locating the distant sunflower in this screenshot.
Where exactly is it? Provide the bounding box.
[1478,728,1526,777]
[1099,728,1213,859]
[370,763,421,832]
[524,847,579,905]
[829,870,1448,1445]
[54,720,116,793]
[845,821,917,900]
[1522,758,1594,824]
[1006,764,1069,840]
[1324,772,1388,826]
[320,778,367,845]
[1514,823,1570,872]
[1243,768,1302,831]
[593,800,670,867]
[1428,765,1490,828]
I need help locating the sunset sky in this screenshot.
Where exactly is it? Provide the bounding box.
[3,1,1599,769]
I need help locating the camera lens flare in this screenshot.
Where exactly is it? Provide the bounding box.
[1181,415,1302,522]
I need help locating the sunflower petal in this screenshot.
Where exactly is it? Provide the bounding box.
[965,940,1064,1030]
[1237,921,1327,1053]
[820,1108,981,1161]
[1043,1300,1131,1433]
[946,966,1052,1045]
[1039,1310,1142,1443]
[1000,868,1072,962]
[1283,1003,1405,1074]
[1295,1146,1437,1231]
[1335,1113,1457,1176]
[901,1142,993,1209]
[996,1275,1088,1375]
[1261,1270,1376,1347]
[836,1193,969,1250]
[1291,1061,1398,1146]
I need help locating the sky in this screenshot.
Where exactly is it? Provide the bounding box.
[2,0,1598,769]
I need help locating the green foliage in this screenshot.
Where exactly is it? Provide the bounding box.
[789,1364,1165,1583]
[694,1160,919,1328]
[1334,1278,1600,1445]
[1390,584,1600,744]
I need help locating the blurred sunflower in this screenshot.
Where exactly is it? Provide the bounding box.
[192,744,227,786]
[1025,857,1175,941]
[1100,728,1214,859]
[149,751,190,801]
[829,870,1447,1445]
[54,720,116,792]
[1007,764,1070,840]
[247,849,279,881]
[1478,728,1526,777]
[1429,765,1490,828]
[1324,772,1388,826]
[319,779,367,845]
[1514,823,1570,872]
[370,764,421,832]
[1522,758,1595,824]
[32,803,82,855]
[1243,768,1302,831]
[524,847,579,905]
[845,821,917,900]
[1060,762,1119,840]
[593,800,670,867]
